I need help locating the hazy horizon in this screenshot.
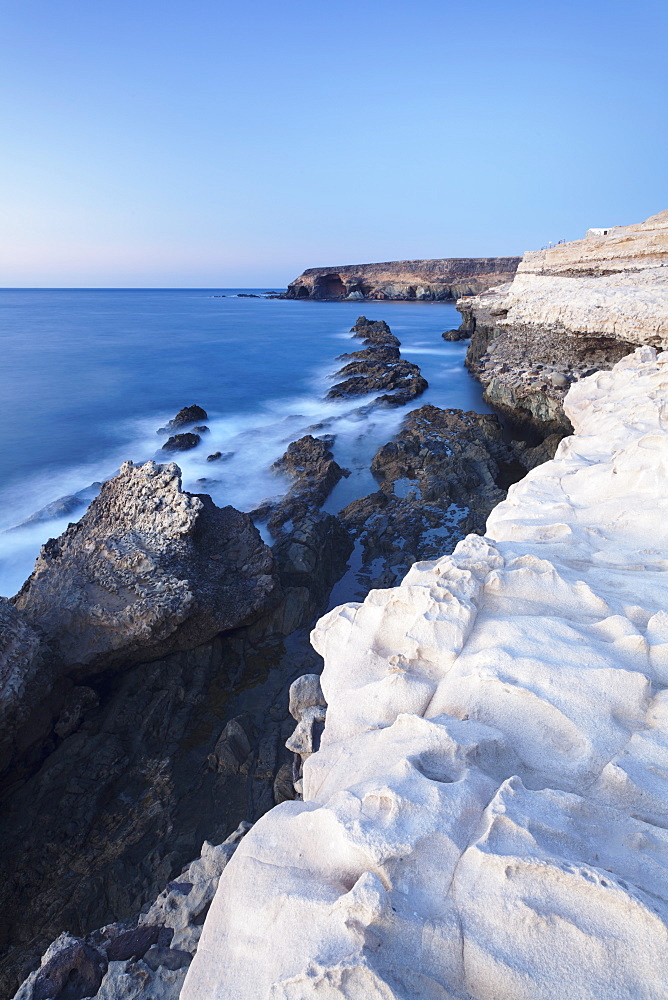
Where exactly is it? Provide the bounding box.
[1,0,666,287]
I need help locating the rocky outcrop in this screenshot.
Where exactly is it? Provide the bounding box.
[458,210,668,436]
[327,316,428,406]
[161,433,201,452]
[256,435,348,534]
[0,599,47,778]
[338,405,527,595]
[157,405,208,434]
[283,257,521,301]
[271,514,354,634]
[13,460,278,673]
[12,822,251,1000]
[183,347,668,1000]
[1,461,352,996]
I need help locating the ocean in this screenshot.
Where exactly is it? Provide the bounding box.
[0,288,491,597]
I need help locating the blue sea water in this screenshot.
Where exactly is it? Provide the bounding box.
[0,288,491,596]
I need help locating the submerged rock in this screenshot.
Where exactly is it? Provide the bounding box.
[441,327,467,341]
[8,483,103,531]
[12,460,279,673]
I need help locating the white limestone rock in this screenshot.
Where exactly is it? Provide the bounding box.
[463,210,668,350]
[183,347,668,999]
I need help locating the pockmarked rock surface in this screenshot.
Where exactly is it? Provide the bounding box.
[283,257,521,301]
[183,347,668,1000]
[459,210,668,436]
[13,460,278,672]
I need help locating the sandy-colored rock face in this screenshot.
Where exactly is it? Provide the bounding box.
[457,211,668,436]
[13,460,278,671]
[283,257,521,300]
[183,347,668,999]
[461,209,668,349]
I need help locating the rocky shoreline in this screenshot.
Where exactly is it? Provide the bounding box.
[1,314,526,997]
[4,212,667,998]
[184,346,668,1000]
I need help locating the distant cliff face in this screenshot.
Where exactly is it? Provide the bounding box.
[283,257,521,301]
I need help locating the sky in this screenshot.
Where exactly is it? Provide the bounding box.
[0,0,666,287]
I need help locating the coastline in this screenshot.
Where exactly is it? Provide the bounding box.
[5,211,668,999]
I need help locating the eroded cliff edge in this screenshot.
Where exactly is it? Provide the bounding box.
[283,257,520,301]
[183,346,668,999]
[459,210,668,437]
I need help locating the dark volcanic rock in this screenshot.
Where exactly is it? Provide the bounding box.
[161,433,201,452]
[158,405,208,433]
[12,460,279,674]
[350,315,401,347]
[338,405,527,594]
[10,823,251,1000]
[254,435,348,535]
[442,327,467,341]
[0,623,326,998]
[0,599,48,780]
[326,316,428,406]
[25,934,106,1000]
[271,513,353,633]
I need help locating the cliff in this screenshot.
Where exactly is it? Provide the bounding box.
[283,256,521,301]
[183,346,668,999]
[459,210,668,435]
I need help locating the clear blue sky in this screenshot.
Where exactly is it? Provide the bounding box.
[0,0,665,286]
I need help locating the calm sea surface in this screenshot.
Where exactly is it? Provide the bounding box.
[0,289,492,596]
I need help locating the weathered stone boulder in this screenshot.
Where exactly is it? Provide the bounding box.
[158,405,208,433]
[161,433,201,452]
[13,460,279,673]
